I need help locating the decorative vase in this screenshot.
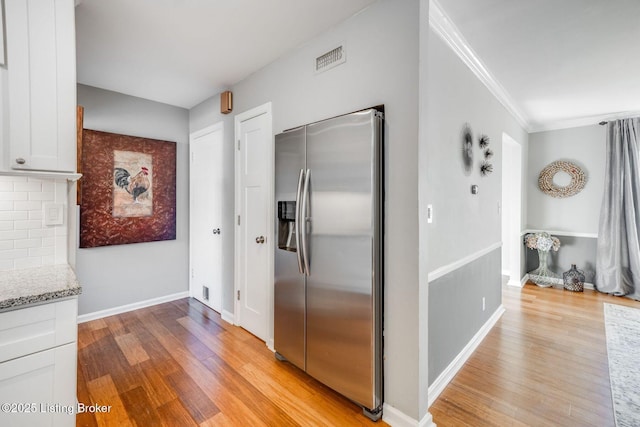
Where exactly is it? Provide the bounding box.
[563,264,585,292]
[529,249,560,287]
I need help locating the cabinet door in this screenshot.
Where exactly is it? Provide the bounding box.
[5,0,76,172]
[0,342,77,427]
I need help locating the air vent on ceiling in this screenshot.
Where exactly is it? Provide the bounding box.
[315,45,346,73]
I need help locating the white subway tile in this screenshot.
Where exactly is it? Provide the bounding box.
[41,182,55,192]
[0,182,13,191]
[14,182,42,192]
[0,241,13,250]
[0,211,27,220]
[0,201,13,211]
[29,228,55,238]
[14,201,42,211]
[15,220,42,230]
[41,255,55,265]
[14,257,42,269]
[29,247,54,257]
[42,237,55,247]
[0,230,28,240]
[15,238,42,249]
[0,221,13,231]
[29,192,55,201]
[0,249,28,259]
[55,226,68,236]
[0,192,27,201]
[29,210,43,220]
[0,260,13,270]
[0,176,26,182]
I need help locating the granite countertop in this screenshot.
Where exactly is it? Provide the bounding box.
[0,264,81,311]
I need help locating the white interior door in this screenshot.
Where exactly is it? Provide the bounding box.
[190,123,224,312]
[235,104,273,343]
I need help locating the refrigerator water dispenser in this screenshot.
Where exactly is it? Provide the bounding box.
[277,201,297,251]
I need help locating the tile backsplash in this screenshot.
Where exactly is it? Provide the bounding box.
[0,176,68,270]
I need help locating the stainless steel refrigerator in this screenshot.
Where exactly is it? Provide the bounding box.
[274,108,383,421]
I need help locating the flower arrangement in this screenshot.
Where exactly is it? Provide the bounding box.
[524,232,560,252]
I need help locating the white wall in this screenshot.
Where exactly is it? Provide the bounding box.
[190,0,427,421]
[425,29,528,273]
[76,84,190,315]
[527,124,605,234]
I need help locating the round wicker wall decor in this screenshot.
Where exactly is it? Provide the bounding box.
[538,160,586,198]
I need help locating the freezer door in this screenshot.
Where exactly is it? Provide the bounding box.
[274,127,306,370]
[304,109,382,410]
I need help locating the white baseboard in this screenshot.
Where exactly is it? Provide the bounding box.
[77,291,189,323]
[383,404,436,427]
[221,309,235,324]
[428,305,505,407]
[521,274,530,286]
[508,277,524,288]
[267,339,275,352]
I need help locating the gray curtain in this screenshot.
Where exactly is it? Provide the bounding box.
[596,118,640,299]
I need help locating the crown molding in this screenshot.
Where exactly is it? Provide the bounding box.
[429,0,531,132]
[529,110,640,133]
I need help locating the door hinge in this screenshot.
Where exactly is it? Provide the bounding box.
[237,215,241,226]
[191,268,194,278]
[237,139,241,150]
[237,290,240,300]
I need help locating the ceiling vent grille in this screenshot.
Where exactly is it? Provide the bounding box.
[315,45,346,73]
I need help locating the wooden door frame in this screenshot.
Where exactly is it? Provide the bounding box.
[189,121,224,311]
[234,102,274,349]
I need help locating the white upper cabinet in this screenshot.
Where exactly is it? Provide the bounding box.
[3,0,76,173]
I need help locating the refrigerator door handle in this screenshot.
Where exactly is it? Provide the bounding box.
[300,168,311,276]
[295,169,305,274]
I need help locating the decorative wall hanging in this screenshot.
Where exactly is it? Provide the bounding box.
[461,124,473,173]
[478,134,493,175]
[478,134,490,148]
[480,161,493,176]
[538,160,586,198]
[80,129,176,248]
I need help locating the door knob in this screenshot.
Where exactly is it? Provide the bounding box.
[212,228,220,235]
[255,236,265,244]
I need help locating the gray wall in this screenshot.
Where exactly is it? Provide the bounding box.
[527,125,605,233]
[424,27,528,384]
[526,124,605,283]
[190,0,426,420]
[76,84,190,315]
[428,248,501,382]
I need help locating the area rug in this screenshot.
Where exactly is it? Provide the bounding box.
[604,303,640,427]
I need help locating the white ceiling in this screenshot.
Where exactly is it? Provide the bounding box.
[75,0,376,109]
[434,0,640,131]
[76,0,640,131]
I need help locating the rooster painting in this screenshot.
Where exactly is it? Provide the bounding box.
[112,150,153,218]
[114,166,151,203]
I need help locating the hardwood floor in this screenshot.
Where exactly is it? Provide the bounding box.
[76,298,386,427]
[430,282,640,427]
[78,284,640,426]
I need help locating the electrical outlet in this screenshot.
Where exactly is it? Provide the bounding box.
[482,297,486,311]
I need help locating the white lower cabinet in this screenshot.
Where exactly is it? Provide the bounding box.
[0,299,78,427]
[0,343,76,427]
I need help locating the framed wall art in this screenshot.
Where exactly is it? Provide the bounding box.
[79,129,176,248]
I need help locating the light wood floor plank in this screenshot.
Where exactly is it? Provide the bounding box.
[430,283,640,426]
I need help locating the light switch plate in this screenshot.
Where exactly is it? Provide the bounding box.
[44,203,64,226]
